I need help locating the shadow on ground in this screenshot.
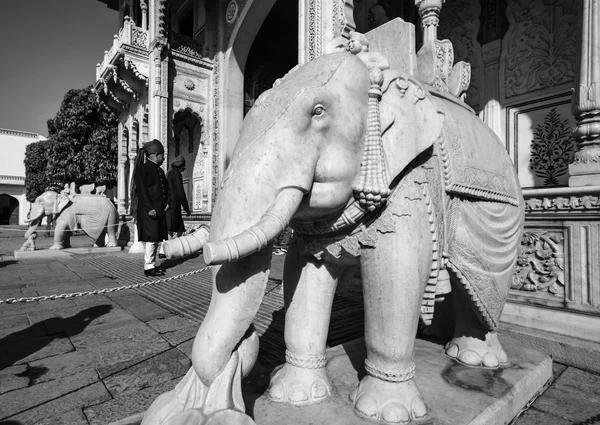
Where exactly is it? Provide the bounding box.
[0,305,112,370]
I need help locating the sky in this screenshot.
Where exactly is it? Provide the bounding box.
[0,0,118,137]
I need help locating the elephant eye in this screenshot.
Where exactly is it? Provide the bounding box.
[312,104,326,116]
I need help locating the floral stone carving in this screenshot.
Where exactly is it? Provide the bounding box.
[512,231,565,294]
[530,108,577,186]
[504,0,577,98]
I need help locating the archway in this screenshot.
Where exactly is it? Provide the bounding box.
[170,108,204,211]
[223,0,291,167]
[243,0,299,116]
[0,194,19,225]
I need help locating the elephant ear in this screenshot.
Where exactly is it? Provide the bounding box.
[55,193,72,216]
[379,73,445,184]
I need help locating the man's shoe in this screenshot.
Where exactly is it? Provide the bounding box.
[155,267,167,274]
[144,268,165,277]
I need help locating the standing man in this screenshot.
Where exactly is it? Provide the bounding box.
[131,139,170,277]
[166,155,191,238]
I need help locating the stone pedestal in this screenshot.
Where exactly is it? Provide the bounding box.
[247,338,551,425]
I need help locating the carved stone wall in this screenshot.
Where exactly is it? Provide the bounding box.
[501,0,577,101]
[509,214,600,317]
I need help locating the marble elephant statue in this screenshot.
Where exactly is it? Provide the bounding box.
[25,190,118,250]
[144,51,524,425]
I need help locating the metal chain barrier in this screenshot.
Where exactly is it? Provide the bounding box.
[0,266,212,305]
[0,219,133,235]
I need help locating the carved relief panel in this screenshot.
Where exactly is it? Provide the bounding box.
[512,221,600,316]
[512,230,566,298]
[507,96,577,188]
[501,0,577,102]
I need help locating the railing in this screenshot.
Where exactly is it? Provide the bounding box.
[171,32,206,61]
[96,16,149,80]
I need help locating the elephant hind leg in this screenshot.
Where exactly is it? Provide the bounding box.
[444,276,508,369]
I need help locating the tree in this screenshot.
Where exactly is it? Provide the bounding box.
[24,86,119,201]
[24,139,53,202]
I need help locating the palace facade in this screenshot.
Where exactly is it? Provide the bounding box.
[94,0,600,369]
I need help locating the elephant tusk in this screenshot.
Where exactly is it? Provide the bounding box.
[203,189,303,266]
[162,226,210,259]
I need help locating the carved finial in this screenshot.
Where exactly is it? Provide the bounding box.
[415,0,445,43]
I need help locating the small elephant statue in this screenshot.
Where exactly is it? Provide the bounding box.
[25,190,119,250]
[80,183,95,195]
[144,24,524,425]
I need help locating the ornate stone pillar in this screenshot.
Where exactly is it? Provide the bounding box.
[570,0,600,186]
[481,40,502,138]
[141,0,148,30]
[148,0,169,167]
[415,0,445,44]
[117,122,128,216]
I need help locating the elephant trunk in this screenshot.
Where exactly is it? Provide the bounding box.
[203,188,304,265]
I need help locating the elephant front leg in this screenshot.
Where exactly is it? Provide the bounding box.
[267,241,341,406]
[354,199,433,423]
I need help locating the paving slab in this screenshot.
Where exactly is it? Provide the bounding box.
[515,408,573,425]
[67,317,166,350]
[0,364,29,394]
[29,338,171,383]
[0,314,32,338]
[2,382,111,425]
[146,315,196,334]
[0,370,98,419]
[108,292,173,322]
[103,348,190,397]
[0,334,74,368]
[532,367,600,423]
[84,378,179,425]
[160,325,198,346]
[176,339,194,358]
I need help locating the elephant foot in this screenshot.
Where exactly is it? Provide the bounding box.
[49,244,64,250]
[267,363,332,406]
[445,332,509,369]
[350,375,427,424]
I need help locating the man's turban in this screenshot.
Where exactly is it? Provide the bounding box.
[142,139,164,155]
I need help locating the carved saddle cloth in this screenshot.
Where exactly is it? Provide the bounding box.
[434,95,520,207]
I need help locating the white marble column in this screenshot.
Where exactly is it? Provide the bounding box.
[415,0,445,44]
[141,0,148,30]
[481,40,503,139]
[570,0,600,186]
[117,122,128,216]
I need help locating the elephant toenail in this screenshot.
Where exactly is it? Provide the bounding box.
[311,381,330,400]
[355,394,379,419]
[267,382,285,401]
[349,386,358,403]
[458,349,482,366]
[445,343,459,358]
[411,396,427,419]
[498,350,509,364]
[381,402,410,424]
[288,386,309,403]
[482,353,499,368]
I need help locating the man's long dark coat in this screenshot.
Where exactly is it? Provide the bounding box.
[166,167,190,233]
[134,160,170,242]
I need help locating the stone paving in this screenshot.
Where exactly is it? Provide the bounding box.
[0,245,599,424]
